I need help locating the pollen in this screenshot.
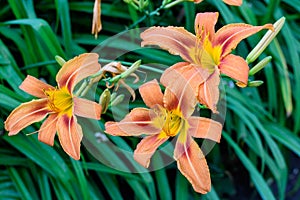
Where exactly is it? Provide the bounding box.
[192,36,222,72]
[162,109,183,137]
[202,36,222,66]
[44,87,73,116]
[152,106,184,138]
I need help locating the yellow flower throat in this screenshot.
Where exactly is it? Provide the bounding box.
[152,106,185,138]
[44,87,73,116]
[191,36,222,71]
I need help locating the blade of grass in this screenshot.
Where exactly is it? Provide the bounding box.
[175,171,189,200]
[96,173,123,200]
[265,123,300,157]
[7,167,34,200]
[54,0,73,58]
[70,159,89,200]
[223,131,276,200]
[153,154,172,200]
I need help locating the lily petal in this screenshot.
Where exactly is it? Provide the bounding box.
[56,53,101,92]
[194,12,218,41]
[19,75,54,98]
[223,0,242,6]
[174,137,211,194]
[5,99,49,136]
[219,54,249,84]
[73,97,102,120]
[162,63,210,117]
[141,27,196,62]
[91,0,102,38]
[188,117,222,143]
[38,114,58,146]
[215,23,273,57]
[161,62,211,96]
[57,115,83,160]
[198,70,220,113]
[139,79,163,108]
[105,108,160,136]
[134,134,169,168]
[163,85,196,118]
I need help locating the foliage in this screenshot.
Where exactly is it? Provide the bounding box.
[1,0,300,199]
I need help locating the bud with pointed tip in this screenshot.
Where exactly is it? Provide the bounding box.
[99,89,111,114]
[55,55,66,66]
[247,17,285,64]
[249,56,272,76]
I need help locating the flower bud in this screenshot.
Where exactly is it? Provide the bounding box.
[55,55,66,66]
[246,17,285,64]
[99,89,111,114]
[248,80,264,87]
[249,56,272,76]
[110,94,125,106]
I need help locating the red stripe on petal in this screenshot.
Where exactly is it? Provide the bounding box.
[57,115,83,160]
[38,114,58,146]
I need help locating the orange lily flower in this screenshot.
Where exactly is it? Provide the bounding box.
[92,0,102,38]
[141,12,273,112]
[194,0,242,6]
[5,53,102,160]
[105,79,222,193]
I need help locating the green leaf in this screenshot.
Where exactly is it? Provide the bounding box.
[223,131,276,200]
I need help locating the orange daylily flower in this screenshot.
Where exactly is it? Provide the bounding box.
[92,0,102,38]
[105,79,222,193]
[194,0,242,6]
[141,12,273,112]
[5,53,102,160]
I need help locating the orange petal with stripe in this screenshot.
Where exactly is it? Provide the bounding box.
[19,75,54,98]
[56,53,101,92]
[160,62,211,96]
[105,108,160,136]
[141,27,196,63]
[188,116,222,142]
[139,79,164,108]
[174,138,211,194]
[223,0,242,6]
[197,70,220,113]
[134,134,169,168]
[215,23,273,57]
[73,97,102,120]
[219,54,249,84]
[57,115,83,160]
[38,114,58,146]
[194,12,218,41]
[5,99,49,136]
